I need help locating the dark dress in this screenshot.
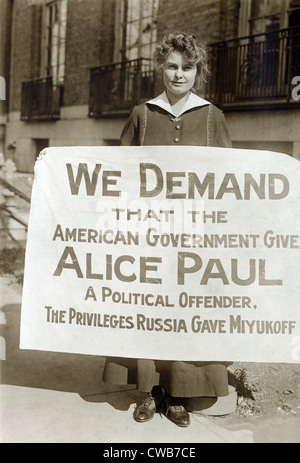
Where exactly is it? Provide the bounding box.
[103,97,232,401]
[119,101,232,148]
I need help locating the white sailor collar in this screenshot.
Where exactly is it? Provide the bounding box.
[146,91,210,117]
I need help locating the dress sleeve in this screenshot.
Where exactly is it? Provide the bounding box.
[208,105,232,148]
[216,110,232,148]
[119,107,139,146]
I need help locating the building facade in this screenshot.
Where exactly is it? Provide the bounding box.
[2,0,300,172]
[0,0,13,156]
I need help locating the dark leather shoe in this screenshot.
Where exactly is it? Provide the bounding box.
[133,393,156,423]
[166,405,190,427]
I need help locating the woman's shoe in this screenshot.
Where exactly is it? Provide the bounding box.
[133,386,165,423]
[133,393,156,422]
[166,405,190,427]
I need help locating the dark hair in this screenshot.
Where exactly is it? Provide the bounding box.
[154,32,210,89]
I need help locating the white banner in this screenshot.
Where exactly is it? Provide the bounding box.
[20,146,300,363]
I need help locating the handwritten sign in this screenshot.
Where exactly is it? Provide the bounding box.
[20,146,300,363]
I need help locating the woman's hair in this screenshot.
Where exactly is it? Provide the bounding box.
[154,32,210,89]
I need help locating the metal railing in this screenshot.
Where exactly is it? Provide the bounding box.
[0,176,30,246]
[206,26,300,109]
[89,58,155,117]
[21,77,62,121]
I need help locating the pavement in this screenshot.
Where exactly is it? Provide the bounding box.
[0,276,269,444]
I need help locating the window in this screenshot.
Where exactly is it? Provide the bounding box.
[238,0,296,36]
[116,0,159,62]
[21,0,67,120]
[43,0,68,85]
[249,0,282,35]
[89,0,159,117]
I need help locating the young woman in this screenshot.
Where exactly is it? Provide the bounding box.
[119,32,231,148]
[104,32,232,428]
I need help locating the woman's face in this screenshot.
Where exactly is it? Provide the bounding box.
[163,51,197,99]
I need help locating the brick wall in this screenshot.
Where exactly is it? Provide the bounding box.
[219,0,240,41]
[157,0,222,44]
[30,3,43,79]
[10,0,38,112]
[157,0,239,44]
[63,0,113,107]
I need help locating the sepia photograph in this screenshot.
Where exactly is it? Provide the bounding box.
[0,0,300,449]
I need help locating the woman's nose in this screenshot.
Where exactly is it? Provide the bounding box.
[175,68,183,78]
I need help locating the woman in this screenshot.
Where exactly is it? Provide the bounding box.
[104,32,232,428]
[119,32,231,148]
